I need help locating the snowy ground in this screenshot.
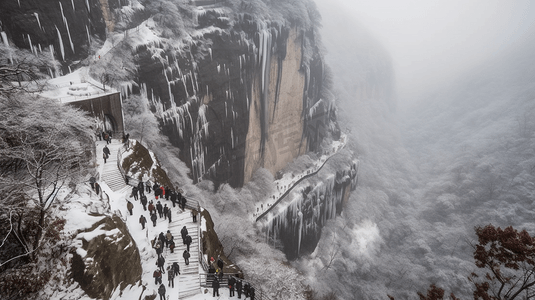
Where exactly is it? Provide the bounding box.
[39,67,117,103]
[253,133,348,221]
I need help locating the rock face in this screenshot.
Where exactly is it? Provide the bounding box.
[71,215,142,300]
[142,8,337,188]
[263,157,358,260]
[0,0,124,72]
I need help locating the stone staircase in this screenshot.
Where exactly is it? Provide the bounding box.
[101,140,127,192]
[162,207,201,299]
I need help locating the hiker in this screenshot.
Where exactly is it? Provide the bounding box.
[167,208,172,223]
[104,132,110,144]
[185,234,192,252]
[212,277,220,297]
[95,182,100,195]
[169,239,175,253]
[229,276,236,297]
[146,179,152,194]
[192,208,198,222]
[127,200,133,215]
[153,183,160,198]
[236,279,243,299]
[154,240,163,256]
[172,262,180,276]
[163,204,169,220]
[250,286,255,300]
[89,177,96,190]
[103,151,108,163]
[156,201,163,218]
[153,269,162,285]
[132,186,139,200]
[158,283,166,300]
[180,196,187,211]
[183,250,190,265]
[167,266,175,288]
[151,212,157,227]
[148,201,155,215]
[159,232,166,248]
[244,282,250,298]
[140,195,148,210]
[181,226,188,244]
[165,186,170,200]
[157,254,166,273]
[139,215,147,229]
[138,181,144,196]
[165,230,173,248]
[103,145,110,159]
[170,191,177,207]
[160,186,165,199]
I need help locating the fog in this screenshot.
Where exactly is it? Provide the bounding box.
[315,0,535,103]
[305,0,535,298]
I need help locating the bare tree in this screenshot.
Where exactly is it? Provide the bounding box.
[0,94,93,265]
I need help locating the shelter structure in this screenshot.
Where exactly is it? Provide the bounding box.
[40,68,124,136]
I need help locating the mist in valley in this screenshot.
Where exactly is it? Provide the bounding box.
[308,0,535,298]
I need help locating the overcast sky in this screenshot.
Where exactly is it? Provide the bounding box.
[315,0,535,103]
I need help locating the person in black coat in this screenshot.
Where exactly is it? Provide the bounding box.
[183,250,190,265]
[157,254,165,273]
[185,234,192,252]
[151,212,157,227]
[156,201,163,218]
[170,191,177,207]
[163,204,169,220]
[140,195,148,210]
[137,181,144,196]
[139,215,147,229]
[172,262,180,276]
[229,276,236,297]
[212,277,220,297]
[132,186,139,200]
[165,186,170,200]
[244,283,250,298]
[167,266,175,288]
[236,279,243,298]
[181,226,188,244]
[158,283,166,300]
[250,286,255,300]
[167,208,172,223]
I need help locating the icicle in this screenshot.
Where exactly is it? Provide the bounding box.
[209,47,212,61]
[1,32,13,64]
[85,0,90,12]
[86,25,91,44]
[231,127,234,149]
[59,2,75,53]
[55,26,65,61]
[71,0,75,10]
[17,0,20,7]
[27,34,34,54]
[34,13,43,31]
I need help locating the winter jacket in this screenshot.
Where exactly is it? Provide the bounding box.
[158,284,166,295]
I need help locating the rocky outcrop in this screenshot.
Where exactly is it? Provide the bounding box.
[263,156,358,260]
[71,215,142,300]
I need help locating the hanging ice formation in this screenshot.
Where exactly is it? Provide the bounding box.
[263,161,359,260]
[1,32,13,64]
[34,13,43,31]
[55,26,65,61]
[59,2,75,53]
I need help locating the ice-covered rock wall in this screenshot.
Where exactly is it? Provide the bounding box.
[137,7,337,188]
[264,159,358,260]
[0,0,127,73]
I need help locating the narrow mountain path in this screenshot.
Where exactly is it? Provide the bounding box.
[100,139,127,192]
[100,139,202,299]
